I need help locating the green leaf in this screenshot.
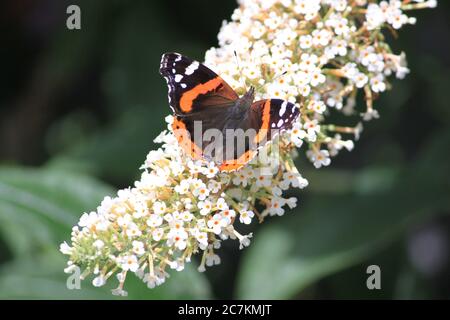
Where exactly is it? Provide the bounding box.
[0,167,115,227]
[0,202,55,257]
[0,166,115,253]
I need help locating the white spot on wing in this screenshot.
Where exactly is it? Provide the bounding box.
[279,101,287,117]
[277,119,284,127]
[160,54,167,68]
[175,74,183,82]
[163,76,173,105]
[185,61,199,75]
[181,83,187,88]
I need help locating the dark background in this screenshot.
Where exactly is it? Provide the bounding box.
[0,0,449,299]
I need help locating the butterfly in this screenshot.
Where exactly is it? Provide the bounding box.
[159,52,300,172]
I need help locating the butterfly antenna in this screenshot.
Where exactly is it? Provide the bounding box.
[234,50,247,91]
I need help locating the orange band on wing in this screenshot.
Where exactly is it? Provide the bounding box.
[219,149,256,172]
[172,118,203,160]
[254,99,271,144]
[179,78,222,113]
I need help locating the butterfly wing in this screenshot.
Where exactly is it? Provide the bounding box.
[218,99,300,172]
[249,99,300,141]
[159,52,239,115]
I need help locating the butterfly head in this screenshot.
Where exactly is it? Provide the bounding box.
[242,86,255,101]
[230,85,255,117]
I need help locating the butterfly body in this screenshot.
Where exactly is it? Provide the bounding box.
[160,52,300,171]
[221,87,254,130]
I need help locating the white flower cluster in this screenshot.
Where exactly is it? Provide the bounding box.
[60,0,434,295]
[61,115,307,295]
[205,0,435,165]
[366,0,436,30]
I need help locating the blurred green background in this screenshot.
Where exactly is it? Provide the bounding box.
[0,0,449,299]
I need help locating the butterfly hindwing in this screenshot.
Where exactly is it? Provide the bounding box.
[248,99,300,143]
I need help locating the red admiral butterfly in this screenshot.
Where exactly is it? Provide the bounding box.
[159,52,300,172]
